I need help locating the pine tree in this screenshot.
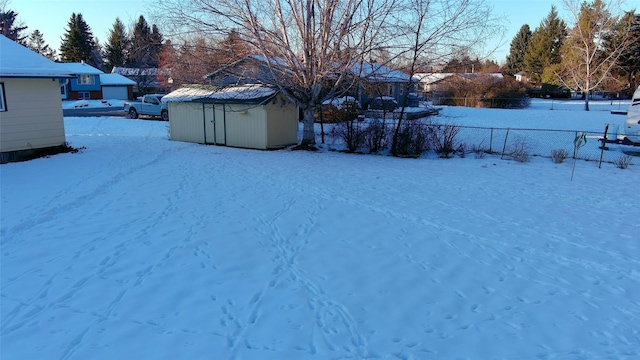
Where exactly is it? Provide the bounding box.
[27,29,57,60]
[128,15,152,68]
[0,8,27,44]
[607,11,640,95]
[503,25,531,76]
[523,6,567,85]
[104,17,129,72]
[60,13,96,64]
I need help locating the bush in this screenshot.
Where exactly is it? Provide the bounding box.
[393,122,429,157]
[436,75,530,109]
[316,99,360,123]
[614,155,632,169]
[551,148,569,164]
[428,123,460,158]
[507,138,530,163]
[364,119,389,153]
[332,119,366,152]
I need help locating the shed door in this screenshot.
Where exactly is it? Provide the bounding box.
[203,104,226,145]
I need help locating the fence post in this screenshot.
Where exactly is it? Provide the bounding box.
[489,128,494,153]
[501,128,510,160]
[598,124,609,169]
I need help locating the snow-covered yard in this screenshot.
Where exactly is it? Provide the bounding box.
[1,100,639,359]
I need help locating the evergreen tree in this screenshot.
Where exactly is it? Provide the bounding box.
[104,17,129,72]
[503,25,531,76]
[606,11,640,95]
[128,15,158,68]
[60,13,96,65]
[523,6,567,85]
[0,8,27,44]
[149,24,163,68]
[27,29,57,60]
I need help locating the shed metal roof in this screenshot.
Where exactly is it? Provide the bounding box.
[164,84,278,104]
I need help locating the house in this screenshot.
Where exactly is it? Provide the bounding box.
[350,63,415,107]
[111,67,170,95]
[0,35,74,163]
[413,73,455,95]
[514,71,529,83]
[204,55,289,86]
[57,62,103,100]
[99,73,135,100]
[164,84,298,150]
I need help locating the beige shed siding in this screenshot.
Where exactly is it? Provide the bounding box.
[265,94,298,148]
[224,105,267,149]
[169,102,205,143]
[0,77,66,152]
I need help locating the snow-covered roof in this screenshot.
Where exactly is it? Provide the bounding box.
[413,73,455,84]
[57,62,104,75]
[99,73,136,86]
[163,84,278,104]
[351,63,411,82]
[0,35,74,78]
[112,67,161,76]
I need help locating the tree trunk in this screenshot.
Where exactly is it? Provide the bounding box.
[301,106,316,145]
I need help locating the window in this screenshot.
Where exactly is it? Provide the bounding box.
[78,92,90,100]
[0,83,6,112]
[78,74,94,85]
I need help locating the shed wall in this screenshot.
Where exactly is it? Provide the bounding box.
[224,104,267,149]
[265,94,298,148]
[169,102,205,143]
[0,77,66,152]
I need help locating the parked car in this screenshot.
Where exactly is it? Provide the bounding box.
[124,94,168,121]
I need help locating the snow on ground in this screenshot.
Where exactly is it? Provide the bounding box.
[1,100,639,359]
[62,99,127,109]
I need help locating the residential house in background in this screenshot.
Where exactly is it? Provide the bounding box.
[0,35,74,163]
[112,67,170,95]
[57,62,103,100]
[351,63,415,108]
[99,73,135,100]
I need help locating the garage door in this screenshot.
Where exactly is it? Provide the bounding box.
[102,86,128,100]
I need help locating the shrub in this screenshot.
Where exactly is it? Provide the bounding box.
[551,148,569,164]
[614,155,632,169]
[332,119,366,152]
[508,138,530,163]
[316,99,360,123]
[393,121,430,157]
[428,123,461,158]
[472,144,487,159]
[364,119,389,153]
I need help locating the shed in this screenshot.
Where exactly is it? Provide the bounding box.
[164,84,298,150]
[0,35,74,163]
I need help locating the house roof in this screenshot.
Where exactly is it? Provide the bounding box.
[351,63,411,82]
[0,35,74,78]
[99,73,136,86]
[413,73,455,85]
[112,67,161,76]
[163,84,278,104]
[57,62,104,75]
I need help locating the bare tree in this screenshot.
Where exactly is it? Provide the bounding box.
[389,0,500,155]
[157,0,398,146]
[557,0,635,110]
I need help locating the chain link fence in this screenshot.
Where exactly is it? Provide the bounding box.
[319,120,629,165]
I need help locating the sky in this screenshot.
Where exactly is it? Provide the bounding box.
[6,0,625,63]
